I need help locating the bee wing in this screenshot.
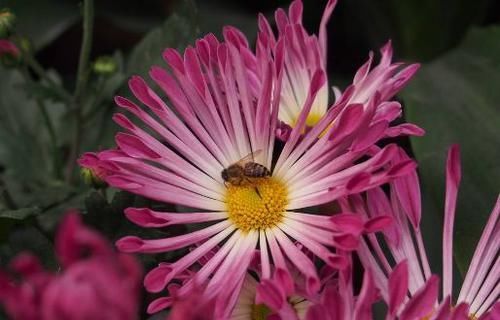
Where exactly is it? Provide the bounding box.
[235,150,263,166]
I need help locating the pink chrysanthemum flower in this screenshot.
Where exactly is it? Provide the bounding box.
[257,0,423,140]
[232,273,312,320]
[232,254,381,320]
[84,22,416,316]
[343,145,500,319]
[306,268,379,320]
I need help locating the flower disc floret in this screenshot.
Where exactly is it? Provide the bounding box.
[226,178,288,232]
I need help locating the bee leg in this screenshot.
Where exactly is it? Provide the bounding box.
[250,181,271,213]
[254,187,262,199]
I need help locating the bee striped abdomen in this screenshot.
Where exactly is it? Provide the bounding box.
[244,162,271,178]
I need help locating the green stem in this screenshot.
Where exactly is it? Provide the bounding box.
[35,99,63,178]
[65,0,94,183]
[20,66,62,178]
[74,0,94,102]
[35,99,57,152]
[82,75,106,121]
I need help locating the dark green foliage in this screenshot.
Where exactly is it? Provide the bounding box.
[402,26,500,274]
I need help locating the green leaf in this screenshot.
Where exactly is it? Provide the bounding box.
[0,69,57,183]
[0,207,40,242]
[401,26,500,274]
[127,0,199,77]
[0,207,40,220]
[0,225,56,269]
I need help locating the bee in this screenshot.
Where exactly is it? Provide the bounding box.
[221,150,271,186]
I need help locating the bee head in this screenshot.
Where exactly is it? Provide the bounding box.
[221,169,229,182]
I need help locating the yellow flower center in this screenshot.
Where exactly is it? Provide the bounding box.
[251,304,271,320]
[291,112,334,138]
[226,178,288,232]
[292,112,324,128]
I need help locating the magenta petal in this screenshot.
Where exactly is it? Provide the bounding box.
[388,159,417,177]
[364,215,393,233]
[388,260,409,317]
[443,144,461,298]
[115,133,161,159]
[432,296,453,320]
[400,275,439,320]
[147,297,173,314]
[124,208,170,227]
[106,176,143,190]
[306,275,321,295]
[55,213,111,267]
[306,304,329,320]
[330,104,364,139]
[326,254,349,270]
[276,121,293,141]
[351,120,389,152]
[274,268,294,296]
[144,264,174,293]
[392,148,421,228]
[256,279,285,311]
[330,213,364,234]
[450,302,469,320]
[333,234,360,250]
[386,123,426,137]
[112,113,135,131]
[481,302,500,320]
[77,152,99,168]
[446,145,462,187]
[288,0,303,24]
[115,236,144,253]
[346,172,372,193]
[9,253,43,277]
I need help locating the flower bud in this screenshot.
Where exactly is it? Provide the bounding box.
[78,152,108,189]
[0,9,16,38]
[92,55,118,76]
[81,167,107,189]
[0,39,20,67]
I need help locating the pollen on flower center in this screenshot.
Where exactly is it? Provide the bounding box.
[225,178,288,232]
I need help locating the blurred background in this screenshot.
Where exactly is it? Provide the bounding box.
[0,0,499,318]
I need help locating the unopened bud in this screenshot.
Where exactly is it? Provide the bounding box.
[81,167,107,189]
[78,152,108,189]
[92,56,117,76]
[0,39,21,67]
[0,9,16,38]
